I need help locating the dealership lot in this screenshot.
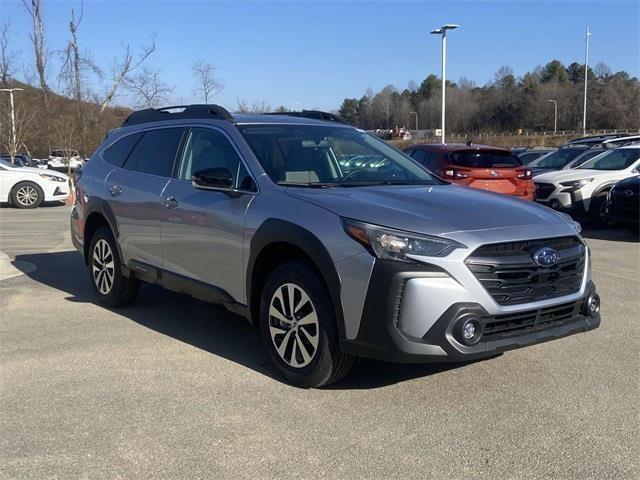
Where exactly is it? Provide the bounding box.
[1,205,638,479]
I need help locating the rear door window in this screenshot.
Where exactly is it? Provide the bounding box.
[124,128,186,177]
[449,151,522,168]
[103,133,143,167]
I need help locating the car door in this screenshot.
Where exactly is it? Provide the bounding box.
[105,127,187,268]
[160,126,256,303]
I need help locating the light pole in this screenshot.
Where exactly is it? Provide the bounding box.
[582,26,591,135]
[0,88,24,164]
[548,99,558,134]
[410,111,418,138]
[430,24,459,144]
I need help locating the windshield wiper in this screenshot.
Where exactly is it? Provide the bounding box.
[277,181,337,188]
[338,180,433,187]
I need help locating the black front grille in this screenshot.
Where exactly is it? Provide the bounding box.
[535,182,555,200]
[480,301,582,341]
[466,236,585,306]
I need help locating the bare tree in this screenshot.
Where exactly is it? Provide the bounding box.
[21,0,49,105]
[1,21,18,87]
[191,60,223,103]
[236,99,271,114]
[1,101,37,161]
[125,66,173,109]
[100,39,155,113]
[59,1,100,154]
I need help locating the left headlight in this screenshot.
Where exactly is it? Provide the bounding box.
[342,218,465,263]
[38,173,67,182]
[560,178,593,191]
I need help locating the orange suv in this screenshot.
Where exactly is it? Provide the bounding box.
[404,143,534,200]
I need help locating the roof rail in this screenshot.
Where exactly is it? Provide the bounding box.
[122,104,234,126]
[265,110,348,124]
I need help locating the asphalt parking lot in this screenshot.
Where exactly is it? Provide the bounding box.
[1,204,638,479]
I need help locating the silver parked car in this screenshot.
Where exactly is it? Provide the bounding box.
[71,105,601,387]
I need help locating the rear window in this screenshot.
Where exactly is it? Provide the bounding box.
[449,151,522,168]
[124,128,186,177]
[103,133,143,167]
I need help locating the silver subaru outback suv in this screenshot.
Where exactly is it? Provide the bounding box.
[71,105,601,387]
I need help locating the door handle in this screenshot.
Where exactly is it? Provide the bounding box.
[109,184,122,196]
[164,196,179,209]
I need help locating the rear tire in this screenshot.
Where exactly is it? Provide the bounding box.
[11,181,43,209]
[259,260,354,388]
[88,227,140,307]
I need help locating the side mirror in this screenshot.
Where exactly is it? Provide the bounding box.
[192,167,234,190]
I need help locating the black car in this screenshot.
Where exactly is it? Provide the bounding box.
[605,176,640,233]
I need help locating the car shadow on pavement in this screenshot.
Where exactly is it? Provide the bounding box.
[13,250,475,389]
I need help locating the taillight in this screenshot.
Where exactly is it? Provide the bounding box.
[444,169,469,179]
[518,169,532,179]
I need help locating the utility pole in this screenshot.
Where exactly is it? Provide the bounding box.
[582,26,590,136]
[410,111,418,138]
[548,99,558,134]
[430,24,459,143]
[0,88,24,164]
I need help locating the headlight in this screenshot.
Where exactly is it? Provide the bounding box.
[560,178,593,190]
[342,218,465,262]
[38,173,67,182]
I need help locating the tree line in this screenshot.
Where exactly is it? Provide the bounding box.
[338,60,640,134]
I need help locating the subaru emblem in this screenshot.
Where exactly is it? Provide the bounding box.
[624,190,634,197]
[490,170,499,177]
[532,247,560,267]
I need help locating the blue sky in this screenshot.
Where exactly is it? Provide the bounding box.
[2,0,639,111]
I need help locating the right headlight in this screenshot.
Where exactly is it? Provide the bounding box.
[342,218,465,263]
[560,178,593,191]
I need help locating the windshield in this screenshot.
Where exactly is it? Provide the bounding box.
[578,148,640,170]
[449,151,522,168]
[239,124,440,186]
[0,157,24,168]
[529,148,587,169]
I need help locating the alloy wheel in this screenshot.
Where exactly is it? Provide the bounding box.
[16,185,39,206]
[92,239,115,295]
[268,283,319,368]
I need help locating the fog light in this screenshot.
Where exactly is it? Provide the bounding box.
[463,322,476,340]
[586,293,600,317]
[458,318,482,346]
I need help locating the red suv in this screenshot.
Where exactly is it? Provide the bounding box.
[404,143,534,200]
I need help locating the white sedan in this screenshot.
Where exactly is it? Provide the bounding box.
[0,158,71,208]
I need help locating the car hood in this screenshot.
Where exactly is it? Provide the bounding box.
[534,169,602,183]
[531,167,558,177]
[285,185,567,236]
[18,166,67,178]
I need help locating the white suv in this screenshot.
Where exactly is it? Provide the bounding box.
[534,145,640,223]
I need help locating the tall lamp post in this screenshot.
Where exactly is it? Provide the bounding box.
[0,88,24,164]
[548,99,558,134]
[430,24,459,144]
[410,111,418,138]
[582,26,591,135]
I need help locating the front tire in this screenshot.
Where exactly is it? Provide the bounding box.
[88,227,140,307]
[590,195,616,227]
[11,182,43,209]
[259,261,354,388]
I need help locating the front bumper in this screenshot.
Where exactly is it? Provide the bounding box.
[534,183,591,213]
[340,257,600,364]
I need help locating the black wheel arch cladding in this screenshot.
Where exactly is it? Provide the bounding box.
[247,218,346,338]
